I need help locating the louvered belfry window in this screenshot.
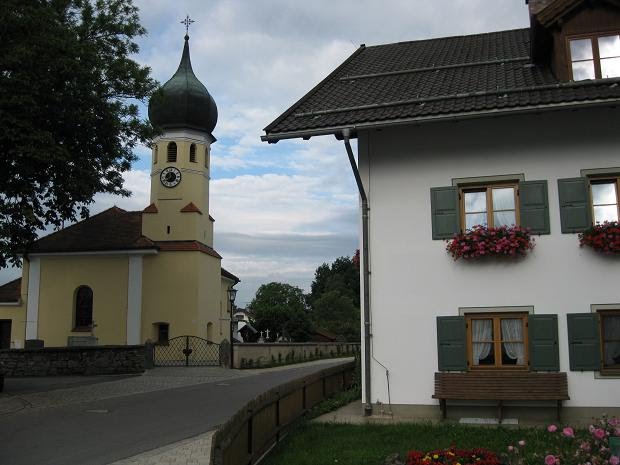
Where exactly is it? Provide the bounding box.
[167,142,177,162]
[190,143,197,163]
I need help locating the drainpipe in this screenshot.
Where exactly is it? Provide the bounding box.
[341,129,372,417]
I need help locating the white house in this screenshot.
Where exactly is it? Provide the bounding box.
[263,0,620,422]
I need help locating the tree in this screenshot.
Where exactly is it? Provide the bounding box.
[308,253,361,341]
[0,0,157,267]
[248,282,312,342]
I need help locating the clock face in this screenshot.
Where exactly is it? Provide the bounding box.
[160,167,182,188]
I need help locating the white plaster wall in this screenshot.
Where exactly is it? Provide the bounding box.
[358,106,620,408]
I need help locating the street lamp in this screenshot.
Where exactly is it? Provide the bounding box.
[227,287,237,368]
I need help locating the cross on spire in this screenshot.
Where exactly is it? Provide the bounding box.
[181,15,194,36]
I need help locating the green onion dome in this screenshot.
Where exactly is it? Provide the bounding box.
[148,35,218,135]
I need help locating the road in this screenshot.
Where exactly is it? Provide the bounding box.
[0,360,349,465]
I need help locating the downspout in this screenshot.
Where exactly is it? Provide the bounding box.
[341,129,373,416]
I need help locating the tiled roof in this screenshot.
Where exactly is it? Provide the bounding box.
[263,28,620,141]
[28,207,156,254]
[27,207,225,260]
[0,278,21,303]
[156,240,222,259]
[221,267,240,283]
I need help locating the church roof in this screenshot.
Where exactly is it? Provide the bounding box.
[0,278,21,303]
[221,267,240,283]
[26,207,223,260]
[28,207,156,254]
[148,35,218,135]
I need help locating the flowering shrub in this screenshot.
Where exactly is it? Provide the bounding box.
[526,416,619,465]
[579,222,620,254]
[446,225,535,260]
[407,447,500,465]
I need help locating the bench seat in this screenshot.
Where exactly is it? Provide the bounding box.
[432,371,569,421]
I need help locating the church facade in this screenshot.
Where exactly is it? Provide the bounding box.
[0,34,238,349]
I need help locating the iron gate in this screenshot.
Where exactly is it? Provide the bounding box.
[154,336,221,367]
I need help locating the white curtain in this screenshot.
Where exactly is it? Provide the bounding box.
[604,316,620,366]
[472,319,493,365]
[501,319,525,365]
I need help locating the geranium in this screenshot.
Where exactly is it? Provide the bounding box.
[548,425,558,433]
[446,225,535,260]
[545,455,557,465]
[578,221,620,254]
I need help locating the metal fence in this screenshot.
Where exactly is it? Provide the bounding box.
[153,336,220,367]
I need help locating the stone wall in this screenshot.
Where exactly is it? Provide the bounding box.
[0,345,145,376]
[233,342,360,369]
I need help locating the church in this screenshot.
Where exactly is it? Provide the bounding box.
[0,33,239,349]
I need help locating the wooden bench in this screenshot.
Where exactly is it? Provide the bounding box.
[432,371,569,421]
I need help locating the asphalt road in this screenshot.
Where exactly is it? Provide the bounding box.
[0,361,345,465]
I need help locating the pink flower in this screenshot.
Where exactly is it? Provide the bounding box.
[610,456,619,465]
[545,455,557,465]
[518,440,526,447]
[548,424,558,433]
[593,428,606,439]
[563,427,575,438]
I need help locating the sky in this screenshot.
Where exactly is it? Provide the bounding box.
[0,0,530,307]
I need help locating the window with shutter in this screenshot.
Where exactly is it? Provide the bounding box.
[167,142,177,163]
[599,310,620,374]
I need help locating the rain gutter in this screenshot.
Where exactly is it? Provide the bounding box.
[341,128,373,417]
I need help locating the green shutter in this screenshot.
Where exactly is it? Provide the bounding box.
[431,187,460,240]
[567,313,600,371]
[519,181,550,234]
[437,316,466,371]
[529,314,559,371]
[558,178,591,233]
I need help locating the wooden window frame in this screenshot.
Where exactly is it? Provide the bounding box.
[599,309,620,375]
[588,176,620,225]
[459,182,520,232]
[189,143,197,163]
[466,313,529,371]
[156,322,170,345]
[567,32,620,81]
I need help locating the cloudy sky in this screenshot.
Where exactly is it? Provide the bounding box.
[1,1,530,306]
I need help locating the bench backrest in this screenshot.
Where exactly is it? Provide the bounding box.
[433,371,569,400]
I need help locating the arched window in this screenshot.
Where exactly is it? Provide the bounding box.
[167,142,177,162]
[189,143,196,163]
[153,145,158,164]
[75,286,93,329]
[204,146,209,169]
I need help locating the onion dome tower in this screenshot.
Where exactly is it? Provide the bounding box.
[148,34,218,138]
[143,31,217,245]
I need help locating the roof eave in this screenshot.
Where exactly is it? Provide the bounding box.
[262,98,620,143]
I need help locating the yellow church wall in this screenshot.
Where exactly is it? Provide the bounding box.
[37,256,129,347]
[142,201,212,245]
[197,253,224,342]
[142,251,207,341]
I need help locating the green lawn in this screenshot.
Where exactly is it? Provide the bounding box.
[262,422,552,465]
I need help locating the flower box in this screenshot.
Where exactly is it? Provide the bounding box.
[578,221,620,254]
[446,225,535,260]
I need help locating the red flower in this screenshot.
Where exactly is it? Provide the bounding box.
[446,225,535,260]
[578,222,620,254]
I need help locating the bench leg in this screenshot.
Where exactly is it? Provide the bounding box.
[497,401,503,423]
[440,399,447,420]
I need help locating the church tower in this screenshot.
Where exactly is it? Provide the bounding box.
[143,33,218,246]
